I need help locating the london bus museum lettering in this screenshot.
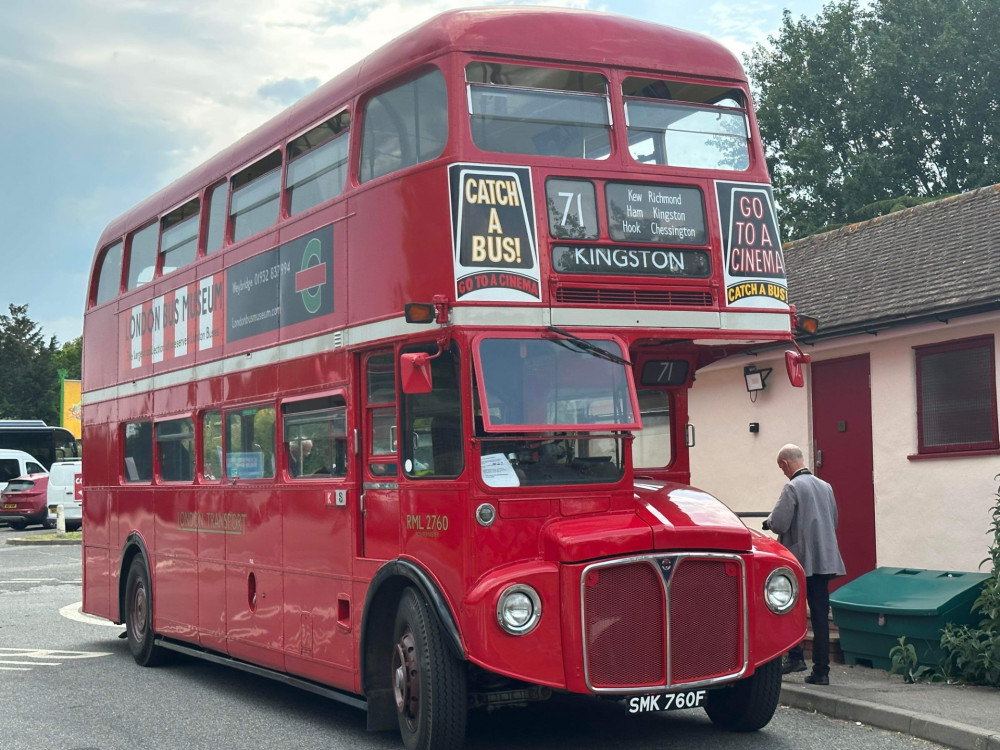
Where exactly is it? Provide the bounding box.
[715,181,788,308]
[122,226,334,369]
[124,276,225,370]
[449,163,541,301]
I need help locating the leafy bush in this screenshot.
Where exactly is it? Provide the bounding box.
[938,478,1000,686]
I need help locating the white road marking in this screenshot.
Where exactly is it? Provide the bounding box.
[0,647,111,672]
[59,601,124,628]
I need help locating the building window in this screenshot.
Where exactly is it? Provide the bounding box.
[915,336,998,454]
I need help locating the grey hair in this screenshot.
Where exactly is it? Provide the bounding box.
[777,444,804,462]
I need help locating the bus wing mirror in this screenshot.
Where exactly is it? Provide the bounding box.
[400,353,433,394]
[785,350,811,388]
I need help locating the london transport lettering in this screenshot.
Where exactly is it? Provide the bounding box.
[121,226,334,369]
[715,181,788,308]
[450,163,541,301]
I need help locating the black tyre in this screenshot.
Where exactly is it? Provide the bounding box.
[42,517,55,530]
[391,587,467,750]
[9,521,27,531]
[704,657,782,731]
[124,556,167,666]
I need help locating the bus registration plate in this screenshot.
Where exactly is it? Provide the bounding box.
[627,689,707,714]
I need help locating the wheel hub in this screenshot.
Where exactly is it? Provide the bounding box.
[392,627,419,730]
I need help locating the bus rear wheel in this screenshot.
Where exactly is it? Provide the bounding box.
[391,587,466,750]
[704,657,782,731]
[124,556,167,667]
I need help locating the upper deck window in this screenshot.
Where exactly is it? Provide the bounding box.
[126,223,158,290]
[94,240,123,305]
[287,111,351,216]
[361,70,447,183]
[467,63,610,160]
[623,77,750,171]
[204,181,228,254]
[231,151,282,242]
[160,198,200,274]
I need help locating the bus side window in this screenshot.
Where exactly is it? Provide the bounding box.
[94,240,123,305]
[202,411,223,481]
[156,418,195,482]
[360,70,447,183]
[160,198,200,274]
[230,152,282,243]
[402,344,463,478]
[126,223,158,290]
[366,353,398,477]
[123,420,153,482]
[204,181,228,255]
[224,406,276,480]
[287,111,351,216]
[632,389,672,469]
[282,396,348,479]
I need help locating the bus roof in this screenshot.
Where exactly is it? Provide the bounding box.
[95,7,746,251]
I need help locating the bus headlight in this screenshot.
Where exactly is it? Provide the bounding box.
[764,568,798,614]
[496,584,541,635]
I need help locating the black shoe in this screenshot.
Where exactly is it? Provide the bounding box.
[782,658,807,674]
[804,673,829,685]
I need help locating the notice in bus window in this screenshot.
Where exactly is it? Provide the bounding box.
[450,163,541,302]
[227,225,334,342]
[715,181,788,309]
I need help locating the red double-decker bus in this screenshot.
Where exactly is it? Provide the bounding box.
[82,9,808,749]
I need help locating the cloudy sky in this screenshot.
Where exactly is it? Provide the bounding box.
[0,0,829,346]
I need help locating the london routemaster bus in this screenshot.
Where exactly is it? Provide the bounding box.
[82,8,811,749]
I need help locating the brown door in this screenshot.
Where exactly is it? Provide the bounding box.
[811,354,876,589]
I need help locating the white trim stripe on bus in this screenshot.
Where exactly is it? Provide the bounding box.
[82,307,790,405]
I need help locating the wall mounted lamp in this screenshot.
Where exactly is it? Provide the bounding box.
[744,365,772,394]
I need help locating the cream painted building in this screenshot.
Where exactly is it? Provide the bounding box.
[689,185,1000,581]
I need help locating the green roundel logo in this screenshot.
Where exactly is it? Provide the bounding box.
[296,238,325,314]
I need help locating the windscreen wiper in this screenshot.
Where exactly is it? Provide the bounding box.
[546,327,632,367]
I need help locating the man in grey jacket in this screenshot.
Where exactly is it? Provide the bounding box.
[764,444,846,685]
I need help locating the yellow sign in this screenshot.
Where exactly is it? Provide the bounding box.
[62,379,82,439]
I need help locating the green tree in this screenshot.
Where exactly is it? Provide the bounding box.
[0,304,60,424]
[52,336,83,381]
[747,0,1000,238]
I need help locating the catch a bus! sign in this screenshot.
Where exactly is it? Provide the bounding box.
[715,181,788,309]
[449,163,541,301]
[121,226,334,369]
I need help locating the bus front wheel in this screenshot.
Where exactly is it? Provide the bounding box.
[391,587,467,750]
[704,657,782,731]
[124,556,167,667]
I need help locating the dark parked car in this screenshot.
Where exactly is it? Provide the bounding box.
[0,474,52,530]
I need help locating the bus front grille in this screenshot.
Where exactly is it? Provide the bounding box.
[554,286,713,308]
[581,555,746,691]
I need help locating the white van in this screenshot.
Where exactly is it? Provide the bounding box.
[46,459,83,530]
[0,449,46,494]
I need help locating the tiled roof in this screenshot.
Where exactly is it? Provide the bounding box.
[784,184,1000,338]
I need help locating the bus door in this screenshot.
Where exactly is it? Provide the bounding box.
[360,351,401,559]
